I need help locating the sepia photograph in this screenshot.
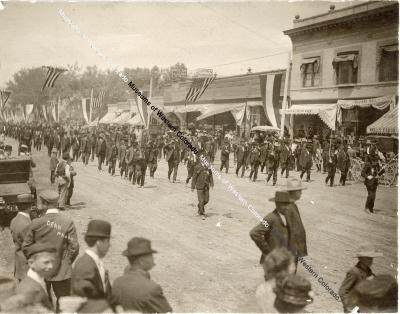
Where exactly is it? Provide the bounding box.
[0,0,398,313]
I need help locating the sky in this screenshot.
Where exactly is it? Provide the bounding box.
[0,0,361,86]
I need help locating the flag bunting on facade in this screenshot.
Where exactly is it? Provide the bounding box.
[92,90,105,108]
[185,74,216,103]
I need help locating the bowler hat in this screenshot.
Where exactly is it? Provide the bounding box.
[355,245,383,258]
[85,220,111,238]
[283,179,307,192]
[17,193,33,204]
[274,274,313,306]
[39,190,59,204]
[122,237,157,257]
[62,152,71,160]
[269,191,292,203]
[352,275,397,308]
[25,243,57,259]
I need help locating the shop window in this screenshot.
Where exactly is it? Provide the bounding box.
[300,57,320,87]
[332,52,358,84]
[378,45,398,82]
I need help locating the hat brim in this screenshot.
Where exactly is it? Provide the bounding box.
[122,249,158,257]
[269,197,292,203]
[355,252,383,258]
[284,187,307,191]
[85,233,111,239]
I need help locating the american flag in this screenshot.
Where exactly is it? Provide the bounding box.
[92,90,105,108]
[0,90,11,110]
[42,66,66,91]
[185,74,216,103]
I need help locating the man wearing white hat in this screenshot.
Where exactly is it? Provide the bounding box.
[338,244,383,313]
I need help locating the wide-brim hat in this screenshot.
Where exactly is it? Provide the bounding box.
[122,237,158,257]
[62,152,71,160]
[39,190,59,204]
[274,274,313,306]
[17,193,34,204]
[355,245,383,258]
[269,191,292,203]
[51,148,58,153]
[283,178,307,191]
[85,220,111,238]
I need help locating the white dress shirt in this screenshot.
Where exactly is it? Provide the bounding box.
[85,249,106,291]
[27,268,47,294]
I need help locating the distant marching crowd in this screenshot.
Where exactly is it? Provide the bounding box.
[0,121,397,313]
[1,121,391,215]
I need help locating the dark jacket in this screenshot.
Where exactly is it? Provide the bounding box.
[191,164,214,190]
[22,211,79,281]
[113,267,172,313]
[10,213,31,280]
[279,145,291,164]
[236,145,248,164]
[299,148,313,169]
[337,150,351,172]
[16,276,53,310]
[71,253,112,300]
[250,210,290,263]
[285,203,308,258]
[339,262,374,312]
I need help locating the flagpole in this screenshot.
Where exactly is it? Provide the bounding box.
[89,88,93,124]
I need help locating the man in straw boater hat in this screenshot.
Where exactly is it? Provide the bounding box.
[250,191,305,265]
[338,244,383,313]
[71,220,113,303]
[112,237,172,313]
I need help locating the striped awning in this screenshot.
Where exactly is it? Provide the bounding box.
[367,106,398,135]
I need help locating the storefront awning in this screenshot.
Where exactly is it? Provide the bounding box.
[99,112,116,124]
[280,104,337,130]
[196,103,246,125]
[111,112,132,125]
[367,106,398,135]
[126,114,143,126]
[332,54,358,68]
[337,95,396,122]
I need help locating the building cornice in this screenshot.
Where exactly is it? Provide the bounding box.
[284,2,398,38]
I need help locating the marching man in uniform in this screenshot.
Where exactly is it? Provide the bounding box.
[191,157,214,220]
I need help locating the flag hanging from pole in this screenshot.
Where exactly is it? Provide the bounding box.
[24,104,34,121]
[0,90,11,110]
[42,66,66,91]
[92,90,105,108]
[185,74,216,103]
[81,98,90,124]
[136,90,150,129]
[42,105,48,122]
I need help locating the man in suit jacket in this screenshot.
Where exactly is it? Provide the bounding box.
[250,191,303,264]
[113,237,172,313]
[299,144,313,182]
[17,243,57,311]
[166,141,180,183]
[96,134,107,170]
[220,142,230,173]
[280,139,292,178]
[118,139,128,178]
[235,141,248,177]
[191,159,214,220]
[22,190,79,310]
[10,194,33,281]
[71,220,113,303]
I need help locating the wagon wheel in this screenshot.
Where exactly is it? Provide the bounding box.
[379,160,398,186]
[350,158,363,182]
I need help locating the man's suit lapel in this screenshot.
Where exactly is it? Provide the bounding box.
[85,253,105,292]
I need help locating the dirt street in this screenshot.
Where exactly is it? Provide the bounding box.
[1,138,397,312]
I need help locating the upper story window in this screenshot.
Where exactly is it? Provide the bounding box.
[332,52,359,84]
[300,57,320,87]
[378,44,398,82]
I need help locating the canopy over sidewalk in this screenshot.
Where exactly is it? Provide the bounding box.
[367,106,398,135]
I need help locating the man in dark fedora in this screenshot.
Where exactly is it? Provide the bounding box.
[112,237,172,313]
[250,191,306,264]
[22,189,79,311]
[71,220,112,302]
